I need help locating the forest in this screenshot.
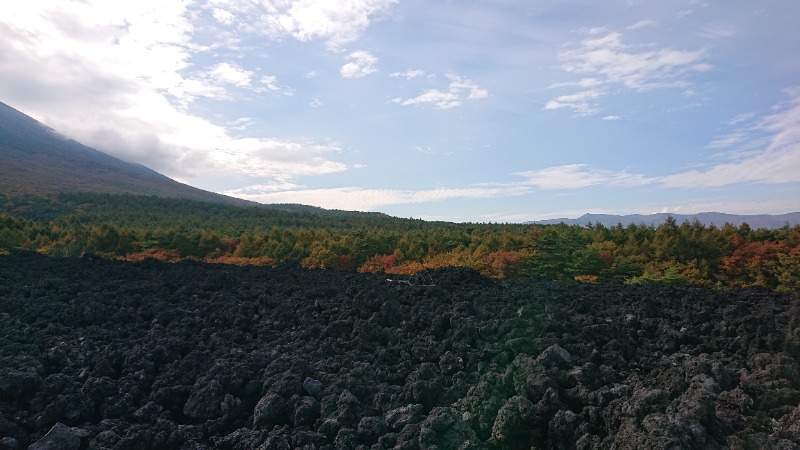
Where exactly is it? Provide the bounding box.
[1,192,799,292]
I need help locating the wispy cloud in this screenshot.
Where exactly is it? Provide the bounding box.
[530,88,800,190]
[223,185,526,211]
[173,61,278,104]
[564,30,712,90]
[392,74,488,109]
[227,117,254,131]
[223,87,800,211]
[662,87,800,187]
[548,78,602,89]
[259,75,292,95]
[390,69,432,79]
[546,29,712,115]
[214,0,399,50]
[259,76,279,91]
[699,22,737,39]
[543,90,604,115]
[206,62,253,87]
[516,164,653,189]
[626,19,656,30]
[340,50,378,78]
[707,132,745,149]
[727,112,755,126]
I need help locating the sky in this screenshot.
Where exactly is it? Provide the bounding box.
[1,1,799,223]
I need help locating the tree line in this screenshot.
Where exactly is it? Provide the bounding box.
[1,193,798,292]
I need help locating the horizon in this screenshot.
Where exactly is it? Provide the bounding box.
[1,1,799,222]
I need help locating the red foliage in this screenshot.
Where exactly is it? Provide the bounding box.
[358,254,396,273]
[598,251,614,268]
[333,254,355,271]
[719,241,787,288]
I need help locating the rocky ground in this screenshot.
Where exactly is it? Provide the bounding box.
[1,249,799,449]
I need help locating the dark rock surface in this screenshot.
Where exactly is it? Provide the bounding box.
[1,250,798,449]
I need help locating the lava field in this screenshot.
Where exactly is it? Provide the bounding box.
[1,250,799,449]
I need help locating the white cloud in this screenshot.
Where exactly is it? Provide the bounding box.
[451,75,489,100]
[212,8,235,25]
[259,75,280,91]
[254,0,399,50]
[223,185,526,211]
[519,89,800,192]
[206,62,253,87]
[225,180,304,194]
[244,34,795,210]
[340,50,378,78]
[208,137,347,179]
[662,87,800,188]
[562,31,711,91]
[543,90,603,116]
[626,19,656,30]
[727,112,755,126]
[516,164,653,190]
[390,69,431,79]
[548,78,602,89]
[547,29,711,115]
[258,75,292,95]
[707,132,745,149]
[0,0,348,184]
[529,88,800,191]
[392,74,488,109]
[699,22,737,39]
[227,117,254,131]
[394,90,461,109]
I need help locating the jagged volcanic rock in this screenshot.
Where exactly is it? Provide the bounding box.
[1,250,798,449]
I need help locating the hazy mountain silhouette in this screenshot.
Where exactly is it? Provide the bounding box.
[0,101,253,205]
[530,212,800,229]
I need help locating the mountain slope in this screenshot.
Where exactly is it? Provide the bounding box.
[0,101,253,205]
[530,212,800,229]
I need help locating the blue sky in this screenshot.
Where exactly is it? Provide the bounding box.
[1,1,798,222]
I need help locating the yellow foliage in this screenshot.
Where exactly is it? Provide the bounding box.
[574,275,599,283]
[205,255,275,267]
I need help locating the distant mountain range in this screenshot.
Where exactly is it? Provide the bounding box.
[529,212,800,229]
[0,101,254,205]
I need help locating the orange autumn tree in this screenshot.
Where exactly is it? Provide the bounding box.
[357,247,530,279]
[358,254,397,274]
[776,245,800,292]
[718,241,792,290]
[123,248,182,262]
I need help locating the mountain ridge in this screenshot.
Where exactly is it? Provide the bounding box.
[529,212,800,229]
[0,101,254,205]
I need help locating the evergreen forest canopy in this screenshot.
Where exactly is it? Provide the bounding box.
[1,192,799,292]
